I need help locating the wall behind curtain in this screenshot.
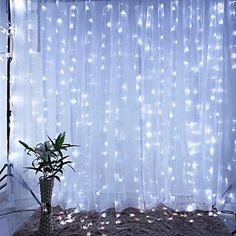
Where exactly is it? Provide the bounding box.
[10,0,236,211]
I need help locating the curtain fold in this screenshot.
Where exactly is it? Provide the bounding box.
[10,0,236,211]
[0,0,7,167]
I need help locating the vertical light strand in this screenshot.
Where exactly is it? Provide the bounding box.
[212,0,224,206]
[113,1,122,209]
[142,2,157,208]
[93,0,111,209]
[190,0,205,204]
[55,1,70,135]
[97,2,115,210]
[202,0,224,204]
[134,2,145,209]
[168,0,180,204]
[73,0,87,210]
[68,3,79,146]
[29,1,45,145]
[122,2,142,210]
[113,1,131,210]
[45,1,62,202]
[155,0,166,203]
[67,2,79,205]
[67,0,80,205]
[160,0,173,203]
[42,1,57,137]
[183,0,194,202]
[89,0,105,209]
[228,0,236,71]
[58,1,74,207]
[83,0,95,209]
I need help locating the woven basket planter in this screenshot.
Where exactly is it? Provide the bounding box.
[38,177,54,235]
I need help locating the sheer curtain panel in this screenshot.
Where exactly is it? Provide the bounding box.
[0,1,7,167]
[10,0,236,211]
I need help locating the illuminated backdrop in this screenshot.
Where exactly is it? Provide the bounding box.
[9,0,236,211]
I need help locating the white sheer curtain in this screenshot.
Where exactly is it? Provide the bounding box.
[10,0,236,211]
[0,1,7,167]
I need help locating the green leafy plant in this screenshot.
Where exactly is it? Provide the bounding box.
[19,132,79,182]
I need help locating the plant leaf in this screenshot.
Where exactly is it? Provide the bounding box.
[53,175,61,182]
[66,164,75,172]
[48,136,56,149]
[19,141,35,153]
[55,132,64,148]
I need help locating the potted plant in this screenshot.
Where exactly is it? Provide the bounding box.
[19,131,78,235]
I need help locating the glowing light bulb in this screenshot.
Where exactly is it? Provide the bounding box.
[57,18,63,24]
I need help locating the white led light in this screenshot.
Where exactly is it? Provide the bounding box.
[57,18,63,24]
[120,10,127,17]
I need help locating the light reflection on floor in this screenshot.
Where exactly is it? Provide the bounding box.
[1,205,236,235]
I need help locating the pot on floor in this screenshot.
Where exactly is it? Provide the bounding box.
[38,177,54,235]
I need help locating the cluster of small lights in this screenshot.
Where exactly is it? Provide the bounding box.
[6,0,236,211]
[53,205,219,234]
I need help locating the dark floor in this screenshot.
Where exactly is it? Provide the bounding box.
[12,204,233,236]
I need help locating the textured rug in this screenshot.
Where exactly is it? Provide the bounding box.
[13,204,231,236]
